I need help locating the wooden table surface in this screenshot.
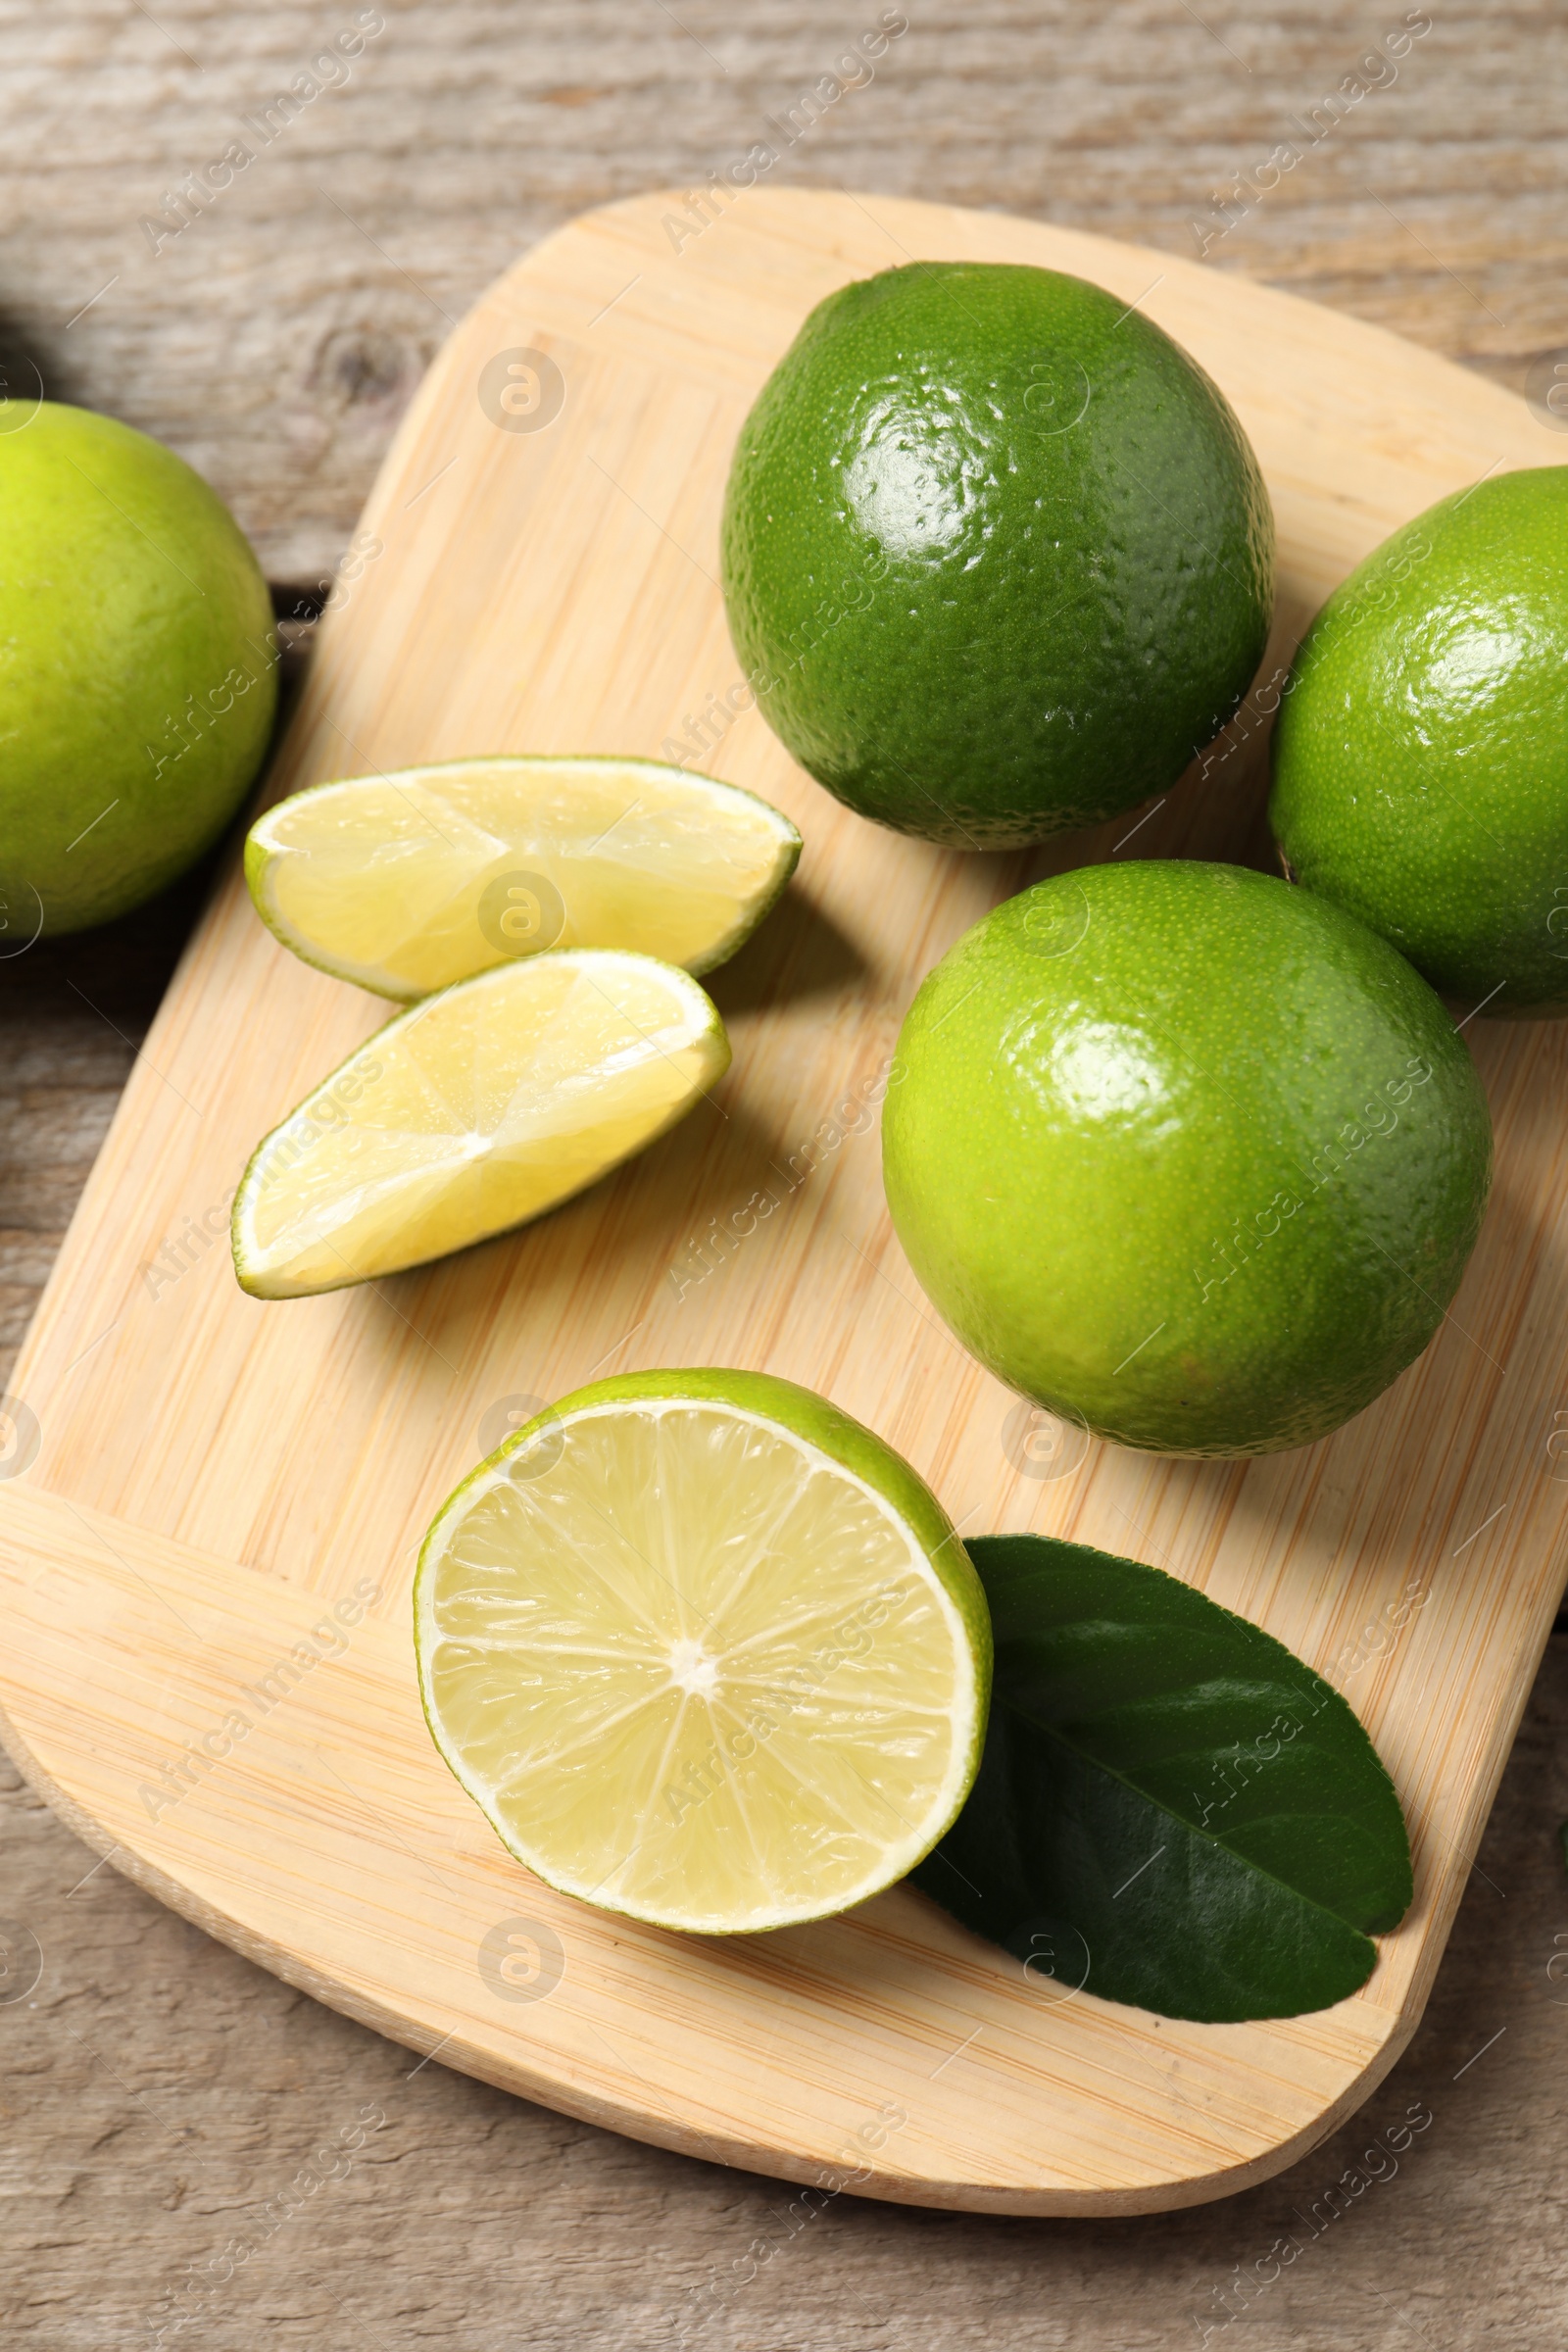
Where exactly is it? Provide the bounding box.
[1,4,1565,2343]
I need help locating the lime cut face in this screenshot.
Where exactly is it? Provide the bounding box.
[414,1371,992,1934]
[246,756,801,999]
[232,952,728,1299]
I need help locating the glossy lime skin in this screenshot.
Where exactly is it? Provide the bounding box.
[720,263,1274,850]
[1271,466,1568,1017]
[883,861,1493,1456]
[0,401,276,934]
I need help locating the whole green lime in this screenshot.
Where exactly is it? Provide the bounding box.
[0,401,277,935]
[720,262,1274,849]
[1270,466,1568,1017]
[882,860,1492,1456]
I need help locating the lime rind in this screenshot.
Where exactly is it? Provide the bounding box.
[231,951,729,1300]
[413,1369,992,1935]
[245,755,802,999]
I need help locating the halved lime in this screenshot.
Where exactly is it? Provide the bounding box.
[232,952,727,1299]
[414,1370,992,1934]
[245,756,802,999]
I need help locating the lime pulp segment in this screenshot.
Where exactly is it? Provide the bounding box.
[245,756,802,999]
[232,950,728,1299]
[414,1380,991,1934]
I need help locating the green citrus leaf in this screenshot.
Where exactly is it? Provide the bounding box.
[910,1534,1412,2022]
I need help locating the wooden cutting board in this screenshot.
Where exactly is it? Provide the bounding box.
[0,189,1561,2218]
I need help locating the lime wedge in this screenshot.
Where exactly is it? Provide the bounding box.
[245,756,802,999]
[232,952,728,1299]
[414,1370,992,1934]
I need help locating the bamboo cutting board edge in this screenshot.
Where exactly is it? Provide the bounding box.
[0,186,1561,2215]
[0,1482,1426,2217]
[0,1713,1426,2218]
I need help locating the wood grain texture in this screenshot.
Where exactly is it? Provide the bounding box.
[1,6,1566,2338]
[0,187,1561,2223]
[1,3,1565,589]
[5,0,1567,1386]
[1,1640,1562,2347]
